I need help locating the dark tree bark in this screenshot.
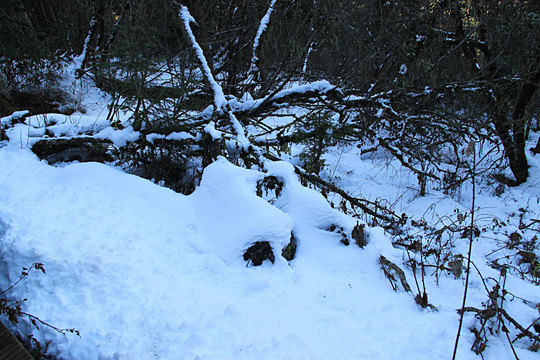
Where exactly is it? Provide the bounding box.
[76,0,109,77]
[445,2,538,185]
[511,71,540,178]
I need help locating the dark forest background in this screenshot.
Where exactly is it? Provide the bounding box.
[1,0,539,187]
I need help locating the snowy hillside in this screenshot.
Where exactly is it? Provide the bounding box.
[0,145,478,360]
[1,1,539,359]
[1,82,540,360]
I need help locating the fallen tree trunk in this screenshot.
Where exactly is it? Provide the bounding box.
[32,138,114,164]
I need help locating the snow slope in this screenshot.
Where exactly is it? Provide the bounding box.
[1,139,538,359]
[0,72,539,359]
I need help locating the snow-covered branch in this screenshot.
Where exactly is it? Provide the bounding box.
[247,0,278,86]
[179,5,249,149]
[179,6,227,111]
[75,14,98,77]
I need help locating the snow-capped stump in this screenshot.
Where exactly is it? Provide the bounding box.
[32,137,114,164]
[256,176,284,204]
[352,222,367,248]
[243,241,275,266]
[281,233,297,261]
[189,159,293,266]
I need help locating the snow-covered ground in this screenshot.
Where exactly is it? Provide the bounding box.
[1,75,539,360]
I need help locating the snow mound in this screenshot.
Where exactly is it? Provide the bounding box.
[190,157,293,265]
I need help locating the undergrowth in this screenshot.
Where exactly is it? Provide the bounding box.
[0,262,79,359]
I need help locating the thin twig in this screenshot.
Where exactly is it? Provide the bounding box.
[499,307,540,343]
[504,326,520,360]
[452,143,476,360]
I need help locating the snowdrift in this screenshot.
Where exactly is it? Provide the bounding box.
[0,144,496,360]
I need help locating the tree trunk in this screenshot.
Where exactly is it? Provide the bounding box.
[98,0,131,63]
[511,71,540,181]
[448,0,539,186]
[76,0,109,77]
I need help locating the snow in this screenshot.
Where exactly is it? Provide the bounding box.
[2,132,539,360]
[226,110,250,149]
[204,121,222,140]
[302,42,314,73]
[230,81,337,116]
[190,158,291,264]
[271,80,335,99]
[96,126,141,147]
[251,0,277,60]
[1,65,540,360]
[399,64,408,74]
[0,145,467,360]
[145,131,196,144]
[179,6,249,150]
[74,16,97,74]
[1,110,29,126]
[201,105,214,119]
